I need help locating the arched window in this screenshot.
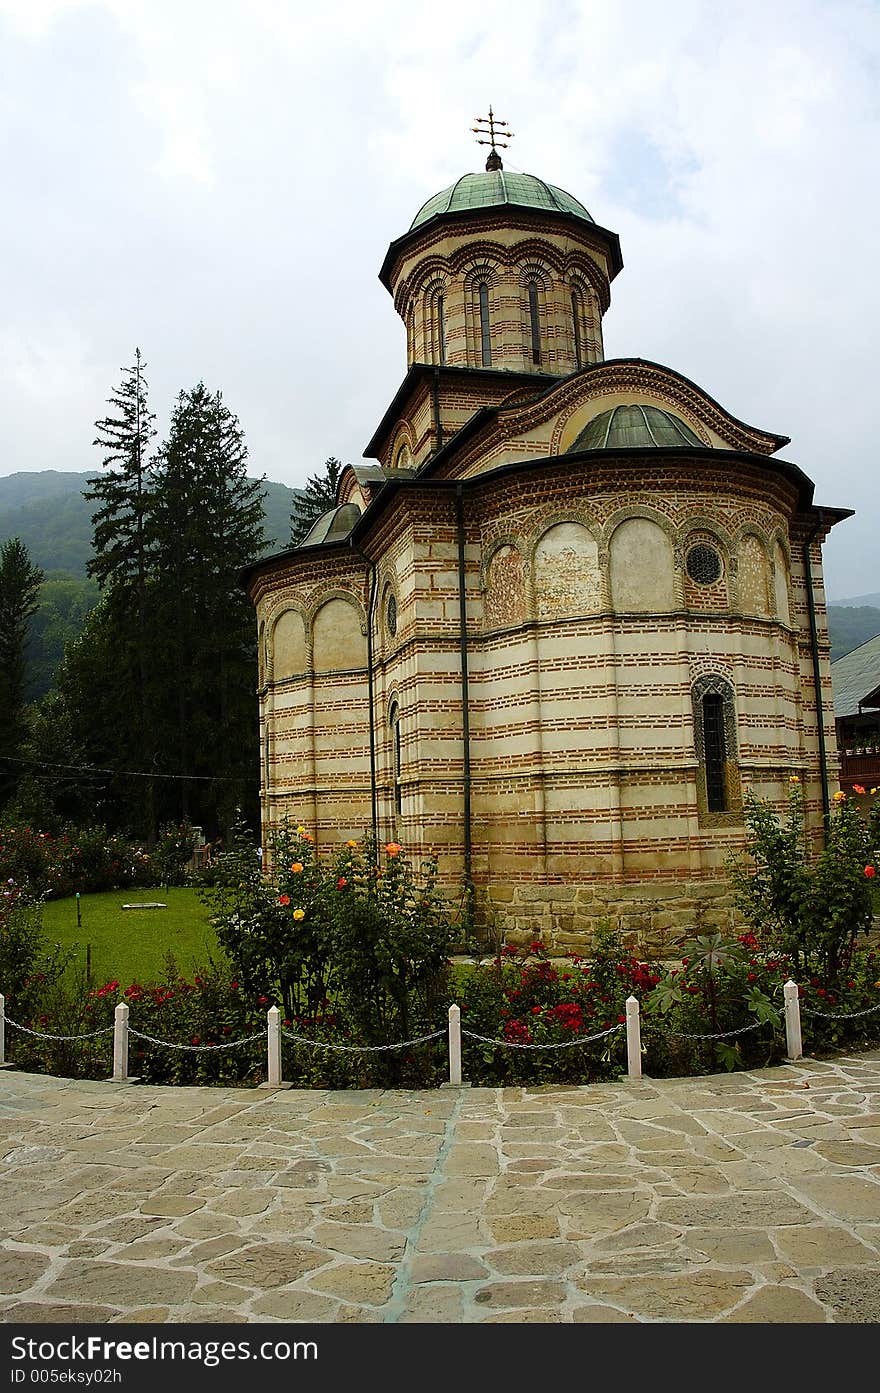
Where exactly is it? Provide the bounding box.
[692,675,740,818]
[478,281,491,367]
[702,693,727,811]
[528,280,541,365]
[437,293,446,365]
[389,701,402,814]
[571,291,583,369]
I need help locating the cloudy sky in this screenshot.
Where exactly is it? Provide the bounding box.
[0,0,877,598]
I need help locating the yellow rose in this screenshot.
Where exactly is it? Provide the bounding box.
[293,908,305,921]
[833,791,847,802]
[346,839,358,849]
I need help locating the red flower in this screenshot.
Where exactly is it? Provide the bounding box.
[853,784,866,795]
[258,995,269,1005]
[865,865,876,879]
[337,876,348,889]
[278,894,290,906]
[191,1037,201,1046]
[531,1005,541,1015]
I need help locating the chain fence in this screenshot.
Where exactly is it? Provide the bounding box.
[2,974,879,1085]
[128,1028,265,1053]
[800,1001,880,1021]
[461,1023,622,1051]
[4,1016,115,1043]
[281,1027,445,1054]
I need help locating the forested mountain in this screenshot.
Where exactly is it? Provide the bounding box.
[0,470,301,579]
[0,471,306,700]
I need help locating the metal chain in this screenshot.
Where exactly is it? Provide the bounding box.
[661,1020,765,1042]
[281,1027,445,1053]
[461,1023,623,1051]
[128,1029,265,1052]
[801,1001,880,1021]
[4,1017,115,1042]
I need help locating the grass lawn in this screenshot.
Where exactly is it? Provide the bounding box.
[40,887,224,987]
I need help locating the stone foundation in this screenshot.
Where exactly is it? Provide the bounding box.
[479,878,739,958]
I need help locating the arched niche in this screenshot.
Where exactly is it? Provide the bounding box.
[609,517,675,612]
[739,534,771,617]
[773,540,791,625]
[271,609,307,678]
[483,543,525,629]
[312,598,366,672]
[534,522,601,618]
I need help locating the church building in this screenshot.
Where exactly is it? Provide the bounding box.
[243,119,850,952]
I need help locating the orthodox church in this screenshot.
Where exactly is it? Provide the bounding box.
[244,118,849,952]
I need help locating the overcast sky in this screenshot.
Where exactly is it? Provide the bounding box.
[0,0,877,599]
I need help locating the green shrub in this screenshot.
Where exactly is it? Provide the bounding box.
[728,781,874,980]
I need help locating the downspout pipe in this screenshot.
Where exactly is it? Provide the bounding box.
[432,367,444,453]
[454,483,474,900]
[350,542,380,849]
[802,522,831,830]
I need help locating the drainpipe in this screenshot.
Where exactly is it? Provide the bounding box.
[454,483,474,898]
[350,542,379,848]
[432,367,444,453]
[803,521,831,830]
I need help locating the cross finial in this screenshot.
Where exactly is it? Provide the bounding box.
[472,105,514,171]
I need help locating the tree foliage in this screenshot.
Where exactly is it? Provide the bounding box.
[289,456,345,543]
[0,537,44,800]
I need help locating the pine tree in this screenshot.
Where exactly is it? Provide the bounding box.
[0,537,45,804]
[86,348,158,837]
[289,456,344,543]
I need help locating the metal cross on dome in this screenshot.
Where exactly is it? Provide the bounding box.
[472,106,514,170]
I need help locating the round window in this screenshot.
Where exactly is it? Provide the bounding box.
[686,543,722,586]
[387,593,397,637]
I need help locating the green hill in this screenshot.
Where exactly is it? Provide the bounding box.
[1,470,307,700]
[0,471,302,579]
[827,604,880,664]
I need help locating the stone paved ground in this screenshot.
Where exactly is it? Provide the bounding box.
[2,1052,880,1323]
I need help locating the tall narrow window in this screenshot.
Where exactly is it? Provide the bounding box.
[389,702,402,814]
[702,693,727,812]
[528,280,541,365]
[571,291,582,368]
[437,293,446,365]
[478,281,491,367]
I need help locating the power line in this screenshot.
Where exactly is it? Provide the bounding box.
[0,753,251,784]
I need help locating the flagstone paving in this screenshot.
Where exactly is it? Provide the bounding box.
[2,1052,880,1323]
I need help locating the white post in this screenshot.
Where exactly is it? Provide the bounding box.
[784,979,803,1061]
[267,1005,282,1087]
[448,1003,462,1086]
[112,1002,129,1081]
[0,993,5,1066]
[626,994,642,1079]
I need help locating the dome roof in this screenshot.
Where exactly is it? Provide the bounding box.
[410,170,594,231]
[568,404,703,452]
[299,502,361,547]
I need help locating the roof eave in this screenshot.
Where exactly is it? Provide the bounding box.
[378,210,623,291]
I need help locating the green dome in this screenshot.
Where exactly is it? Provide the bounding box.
[410,170,594,231]
[569,405,703,452]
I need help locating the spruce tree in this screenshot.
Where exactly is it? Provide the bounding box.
[0,537,44,804]
[86,348,158,837]
[290,456,344,543]
[152,383,265,832]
